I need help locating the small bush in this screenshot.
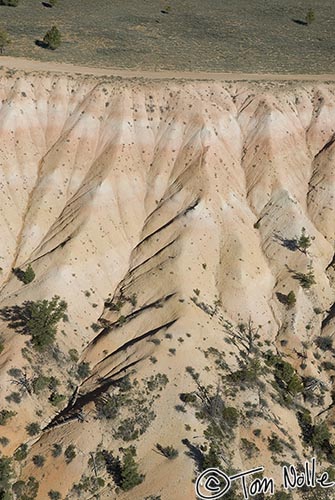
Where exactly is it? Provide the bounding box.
[293,269,316,289]
[268,434,283,454]
[12,476,39,498]
[77,362,90,380]
[285,291,296,308]
[13,264,35,284]
[48,491,61,500]
[315,336,333,351]
[0,409,16,425]
[51,443,62,457]
[26,422,40,436]
[305,9,315,24]
[5,391,21,404]
[14,443,28,461]
[49,392,66,407]
[0,437,9,447]
[32,375,50,394]
[43,26,61,50]
[0,0,19,6]
[120,446,144,491]
[65,444,76,463]
[32,454,45,467]
[156,443,178,459]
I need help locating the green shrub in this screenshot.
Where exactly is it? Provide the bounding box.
[0,28,10,55]
[0,437,9,447]
[48,491,61,500]
[0,409,16,425]
[49,392,66,406]
[120,446,144,491]
[285,291,296,308]
[13,264,35,284]
[32,454,45,467]
[32,375,50,394]
[43,26,61,50]
[5,391,22,404]
[77,362,90,380]
[156,443,178,459]
[14,443,28,461]
[68,349,79,362]
[305,9,315,24]
[51,443,62,457]
[0,0,19,6]
[222,407,239,428]
[268,434,284,454]
[0,456,13,498]
[293,269,316,288]
[202,443,221,470]
[65,444,76,463]
[26,422,40,436]
[315,336,333,351]
[26,296,67,350]
[12,476,39,498]
[297,228,311,252]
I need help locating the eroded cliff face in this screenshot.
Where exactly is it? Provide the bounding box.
[0,71,334,499]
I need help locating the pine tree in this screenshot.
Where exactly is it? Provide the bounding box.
[120,446,144,491]
[22,264,35,284]
[0,28,10,55]
[306,9,315,25]
[297,227,311,253]
[43,26,61,50]
[27,296,67,350]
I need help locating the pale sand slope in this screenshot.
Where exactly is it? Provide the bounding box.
[0,69,334,499]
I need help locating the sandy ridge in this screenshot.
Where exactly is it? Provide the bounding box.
[1,56,335,81]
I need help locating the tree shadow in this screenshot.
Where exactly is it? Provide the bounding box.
[276,292,289,306]
[292,18,308,26]
[0,301,33,334]
[182,438,204,471]
[35,39,48,49]
[273,232,298,252]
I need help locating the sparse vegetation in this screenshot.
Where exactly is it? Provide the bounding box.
[305,9,315,25]
[65,444,76,463]
[0,409,16,425]
[292,265,316,289]
[14,443,28,461]
[77,361,90,380]
[43,26,61,50]
[13,264,35,284]
[297,227,312,252]
[155,443,179,459]
[315,336,333,351]
[0,456,13,498]
[0,0,19,6]
[51,443,62,457]
[285,290,296,308]
[48,491,61,500]
[0,27,10,55]
[32,454,45,467]
[12,476,39,499]
[119,446,145,491]
[26,422,40,436]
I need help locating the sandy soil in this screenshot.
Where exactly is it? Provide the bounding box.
[1,55,335,81]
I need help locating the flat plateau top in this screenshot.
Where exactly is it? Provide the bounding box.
[0,0,334,75]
